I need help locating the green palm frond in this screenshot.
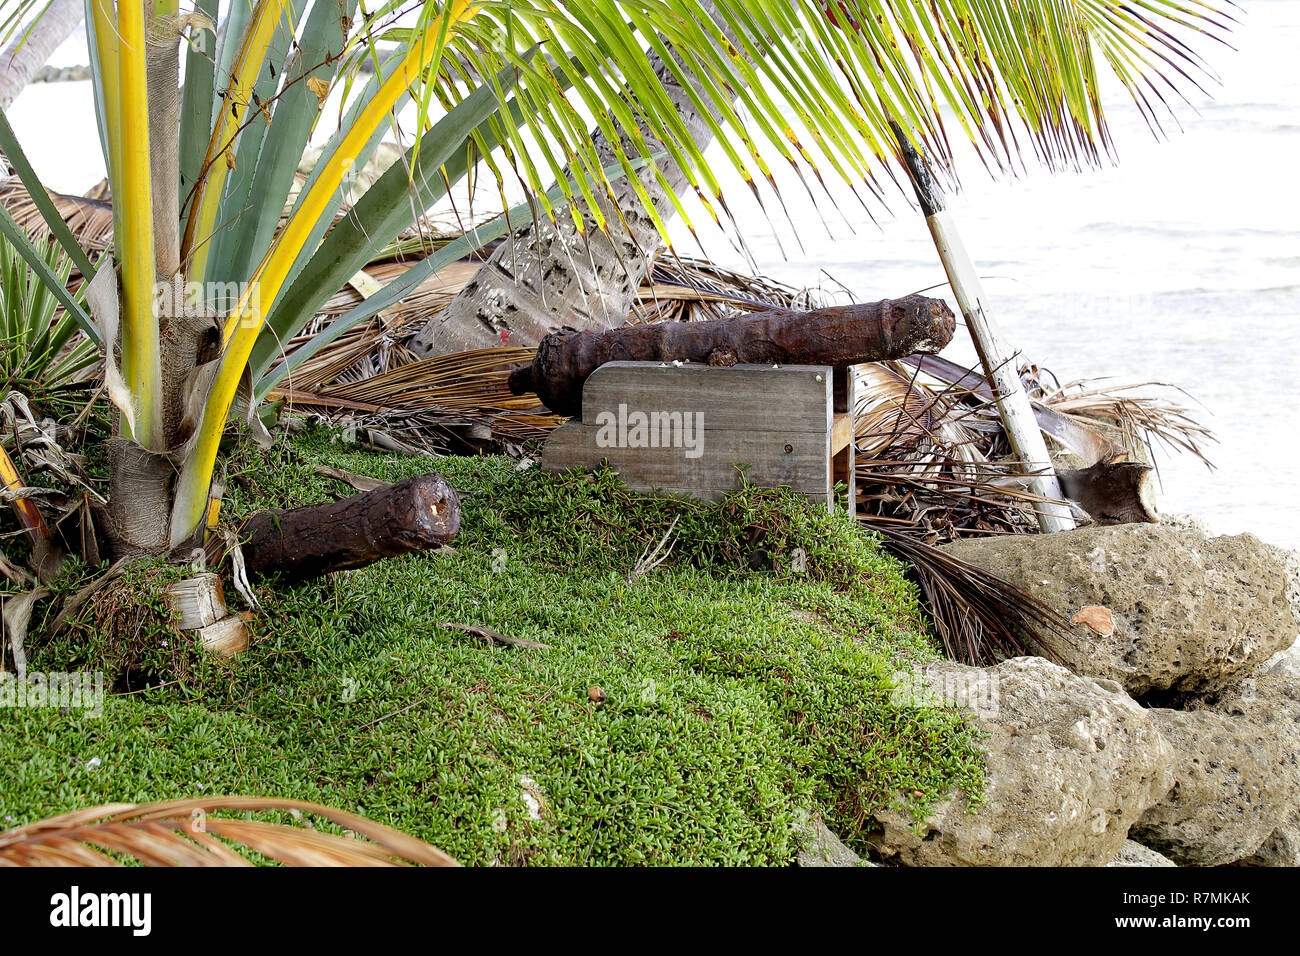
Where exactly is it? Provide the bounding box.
[0,234,97,396]
[369,0,1231,238]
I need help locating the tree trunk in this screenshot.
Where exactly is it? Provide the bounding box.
[407,2,735,358]
[102,7,194,557]
[239,473,461,584]
[510,295,957,417]
[147,8,198,449]
[0,0,84,113]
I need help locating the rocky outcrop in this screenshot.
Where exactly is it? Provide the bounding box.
[1256,641,1300,680]
[1207,675,1300,867]
[1105,840,1176,867]
[1233,678,1300,866]
[1237,822,1300,867]
[795,815,873,867]
[869,658,1173,866]
[1131,675,1300,866]
[943,524,1299,696]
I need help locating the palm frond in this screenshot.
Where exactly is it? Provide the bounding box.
[854,360,1049,540]
[0,180,115,253]
[1039,378,1217,470]
[0,797,459,866]
[869,522,1075,666]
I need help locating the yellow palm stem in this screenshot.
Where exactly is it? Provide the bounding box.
[116,0,163,449]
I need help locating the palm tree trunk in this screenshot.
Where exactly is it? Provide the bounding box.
[147,5,201,450]
[0,0,84,113]
[407,3,733,358]
[104,3,190,557]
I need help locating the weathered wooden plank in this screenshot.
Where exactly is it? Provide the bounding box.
[580,362,831,433]
[542,420,833,506]
[831,412,854,454]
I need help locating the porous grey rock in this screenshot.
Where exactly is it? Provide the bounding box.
[1105,840,1177,867]
[1236,823,1300,867]
[1131,676,1300,866]
[1264,544,1300,630]
[795,815,874,867]
[1256,641,1300,679]
[943,524,1299,696]
[868,657,1173,866]
[1201,675,1300,867]
[1159,513,1215,537]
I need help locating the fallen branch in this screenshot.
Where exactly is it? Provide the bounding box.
[508,295,956,416]
[239,473,460,584]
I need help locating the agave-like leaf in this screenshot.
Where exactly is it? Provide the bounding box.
[182,0,298,283]
[178,0,220,207]
[216,0,360,287]
[271,53,412,301]
[249,54,535,386]
[204,2,306,285]
[0,797,459,867]
[0,206,99,348]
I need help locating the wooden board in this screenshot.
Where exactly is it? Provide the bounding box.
[543,362,840,509]
[579,361,831,432]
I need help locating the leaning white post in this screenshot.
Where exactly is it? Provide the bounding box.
[893,127,1075,533]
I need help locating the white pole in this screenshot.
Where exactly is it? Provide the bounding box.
[893,127,1075,533]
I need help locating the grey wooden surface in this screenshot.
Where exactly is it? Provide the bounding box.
[542,362,841,509]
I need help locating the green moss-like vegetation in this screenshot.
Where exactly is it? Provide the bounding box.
[2,425,983,864]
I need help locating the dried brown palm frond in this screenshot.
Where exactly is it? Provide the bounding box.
[851,354,1215,664]
[853,360,1088,663]
[307,260,483,335]
[1039,378,1216,470]
[868,523,1075,667]
[632,255,808,324]
[279,345,537,413]
[0,178,114,255]
[853,361,1046,542]
[0,797,458,866]
[272,346,555,453]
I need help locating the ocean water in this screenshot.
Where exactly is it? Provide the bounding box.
[9,1,1298,548]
